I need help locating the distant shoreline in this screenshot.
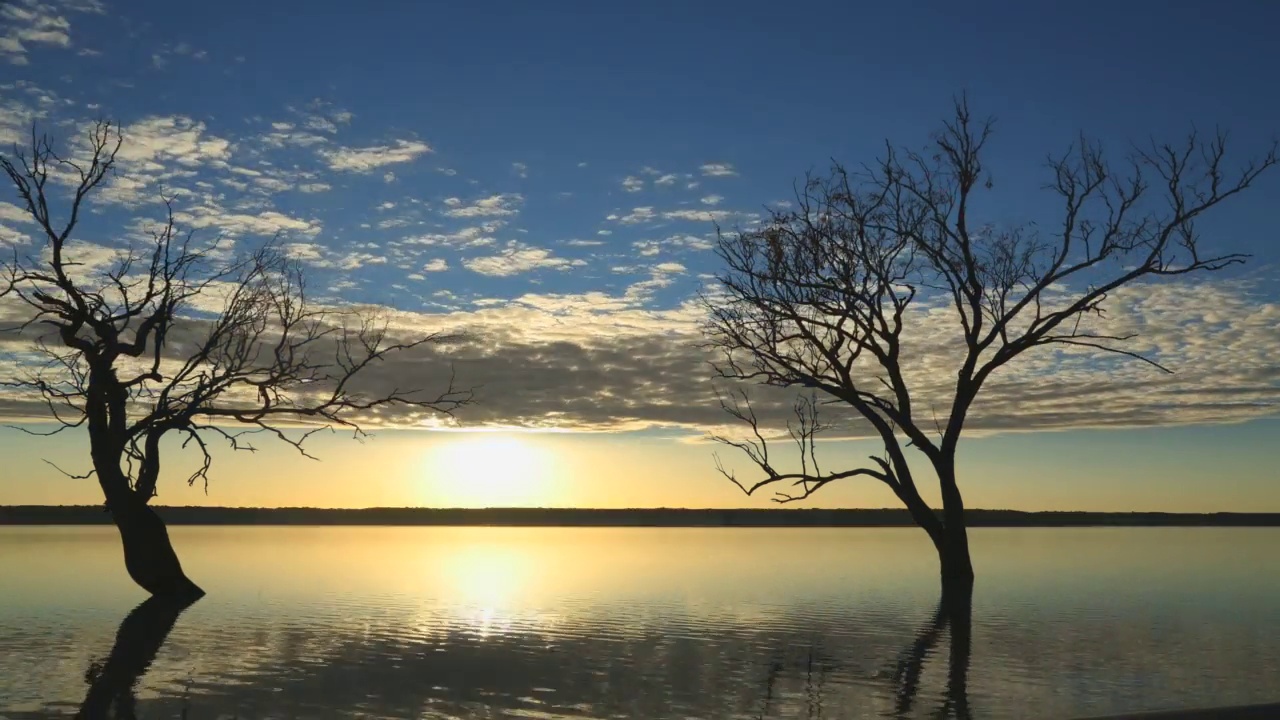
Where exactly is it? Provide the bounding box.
[2,506,1278,527]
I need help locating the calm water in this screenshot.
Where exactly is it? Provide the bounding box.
[1,526,1278,719]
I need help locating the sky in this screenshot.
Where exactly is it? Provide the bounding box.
[0,0,1278,511]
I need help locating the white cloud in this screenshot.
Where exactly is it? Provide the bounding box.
[617,207,656,225]
[284,241,326,263]
[442,194,523,219]
[383,171,397,183]
[632,234,715,256]
[701,194,724,206]
[512,162,528,179]
[422,258,449,272]
[463,241,586,277]
[401,222,503,249]
[0,200,34,246]
[117,116,232,171]
[2,260,1277,435]
[662,209,731,223]
[150,40,207,70]
[283,242,387,271]
[80,116,234,206]
[622,176,644,193]
[0,202,32,225]
[700,163,738,177]
[298,183,331,193]
[319,139,431,172]
[259,123,330,150]
[654,174,679,186]
[0,0,96,65]
[175,206,321,238]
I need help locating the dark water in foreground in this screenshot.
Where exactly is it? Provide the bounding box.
[0,526,1277,719]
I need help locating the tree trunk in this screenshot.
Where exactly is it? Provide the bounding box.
[936,457,976,597]
[938,524,975,595]
[107,494,204,598]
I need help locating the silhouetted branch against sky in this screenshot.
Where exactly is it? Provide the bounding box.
[705,98,1277,498]
[0,121,472,495]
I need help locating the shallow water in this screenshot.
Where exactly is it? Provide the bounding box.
[1,526,1278,719]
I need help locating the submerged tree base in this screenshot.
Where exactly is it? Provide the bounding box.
[110,500,204,598]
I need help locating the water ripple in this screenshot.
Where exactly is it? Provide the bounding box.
[2,526,1279,719]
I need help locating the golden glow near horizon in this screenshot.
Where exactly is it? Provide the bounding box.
[4,422,1280,512]
[426,433,558,508]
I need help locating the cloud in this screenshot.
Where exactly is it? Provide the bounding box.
[662,209,731,223]
[150,40,207,70]
[259,123,330,150]
[463,241,586,277]
[389,279,1280,432]
[421,258,449,272]
[700,163,738,177]
[512,162,528,179]
[0,202,32,226]
[616,207,656,225]
[701,195,724,206]
[401,222,503,249]
[0,200,34,246]
[117,116,232,171]
[75,115,236,207]
[632,234,715,256]
[621,176,644,193]
[319,139,432,172]
[0,0,101,65]
[383,172,397,183]
[654,174,680,187]
[442,194,523,219]
[298,183,332,193]
[176,206,322,238]
[3,260,1278,436]
[283,241,388,271]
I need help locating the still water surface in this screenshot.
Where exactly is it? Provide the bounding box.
[1,526,1278,719]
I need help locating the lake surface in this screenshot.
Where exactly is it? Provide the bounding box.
[1,526,1278,719]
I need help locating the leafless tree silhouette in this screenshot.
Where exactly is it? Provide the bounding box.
[1,122,472,596]
[706,97,1277,593]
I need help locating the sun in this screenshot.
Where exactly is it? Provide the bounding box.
[426,433,556,507]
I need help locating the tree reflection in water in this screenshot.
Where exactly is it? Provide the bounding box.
[77,594,200,720]
[70,592,972,719]
[751,590,972,720]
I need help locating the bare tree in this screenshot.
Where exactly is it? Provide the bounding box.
[1,122,472,597]
[705,98,1276,595]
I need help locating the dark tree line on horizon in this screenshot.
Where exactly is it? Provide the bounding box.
[4,505,1279,527]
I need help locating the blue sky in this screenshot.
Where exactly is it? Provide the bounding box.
[1,0,1278,509]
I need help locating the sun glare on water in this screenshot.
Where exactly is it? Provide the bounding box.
[427,433,556,507]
